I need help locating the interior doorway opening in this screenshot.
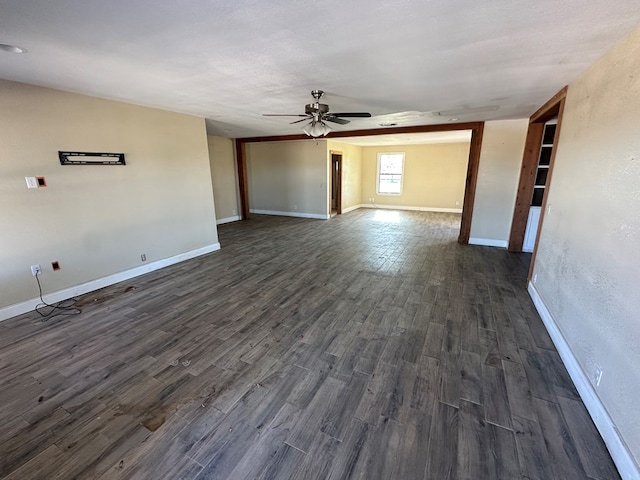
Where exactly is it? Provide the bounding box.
[508,86,567,279]
[235,122,485,244]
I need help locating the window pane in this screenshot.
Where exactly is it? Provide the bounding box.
[531,187,544,206]
[539,146,552,166]
[535,168,548,186]
[377,153,404,194]
[379,174,402,194]
[543,124,557,145]
[379,154,403,174]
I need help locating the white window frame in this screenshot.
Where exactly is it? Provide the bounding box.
[376,152,405,195]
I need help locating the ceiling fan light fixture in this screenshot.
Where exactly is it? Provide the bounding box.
[311,122,324,137]
[302,122,313,136]
[303,120,331,138]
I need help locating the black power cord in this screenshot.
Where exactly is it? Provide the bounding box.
[34,271,82,322]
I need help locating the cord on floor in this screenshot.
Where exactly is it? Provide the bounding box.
[34,271,82,322]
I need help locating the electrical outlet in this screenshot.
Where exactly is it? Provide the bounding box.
[141,254,147,262]
[455,200,460,206]
[594,367,603,387]
[232,209,237,215]
[25,177,38,189]
[31,264,41,276]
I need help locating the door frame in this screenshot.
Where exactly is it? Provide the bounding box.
[329,150,343,215]
[235,121,484,245]
[507,86,567,279]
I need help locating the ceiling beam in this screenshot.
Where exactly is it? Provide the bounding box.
[239,122,483,143]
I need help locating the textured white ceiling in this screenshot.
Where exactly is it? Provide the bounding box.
[339,131,472,147]
[1,0,639,138]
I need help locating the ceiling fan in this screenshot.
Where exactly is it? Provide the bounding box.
[263,90,372,137]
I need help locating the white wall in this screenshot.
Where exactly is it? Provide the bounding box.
[0,79,218,315]
[532,24,640,475]
[361,142,470,212]
[469,119,529,247]
[245,140,329,218]
[208,136,240,223]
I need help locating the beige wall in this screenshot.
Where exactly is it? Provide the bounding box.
[361,143,470,210]
[469,119,528,244]
[327,140,363,211]
[0,80,218,310]
[246,140,329,217]
[532,24,640,468]
[208,136,240,222]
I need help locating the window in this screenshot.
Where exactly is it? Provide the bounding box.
[377,152,405,194]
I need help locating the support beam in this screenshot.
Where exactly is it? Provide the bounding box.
[459,123,484,244]
[235,139,249,220]
[508,123,544,251]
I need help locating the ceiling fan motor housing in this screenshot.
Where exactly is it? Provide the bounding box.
[305,103,329,115]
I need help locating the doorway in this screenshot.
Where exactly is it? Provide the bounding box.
[508,86,567,279]
[330,151,342,216]
[235,122,484,244]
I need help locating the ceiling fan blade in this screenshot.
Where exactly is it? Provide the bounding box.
[331,112,372,118]
[263,114,308,117]
[290,117,311,124]
[324,116,350,125]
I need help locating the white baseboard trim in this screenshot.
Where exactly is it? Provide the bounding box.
[0,243,221,323]
[250,209,330,220]
[359,204,462,213]
[528,283,640,480]
[469,237,508,248]
[341,204,362,214]
[216,215,241,225]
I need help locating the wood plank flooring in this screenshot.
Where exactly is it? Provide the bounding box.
[0,210,620,479]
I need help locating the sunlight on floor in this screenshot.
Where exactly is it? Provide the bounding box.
[372,209,401,223]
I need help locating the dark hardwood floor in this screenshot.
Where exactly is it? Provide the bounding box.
[0,210,620,479]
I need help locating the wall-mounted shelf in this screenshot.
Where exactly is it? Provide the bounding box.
[531,122,556,206]
[59,151,126,166]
